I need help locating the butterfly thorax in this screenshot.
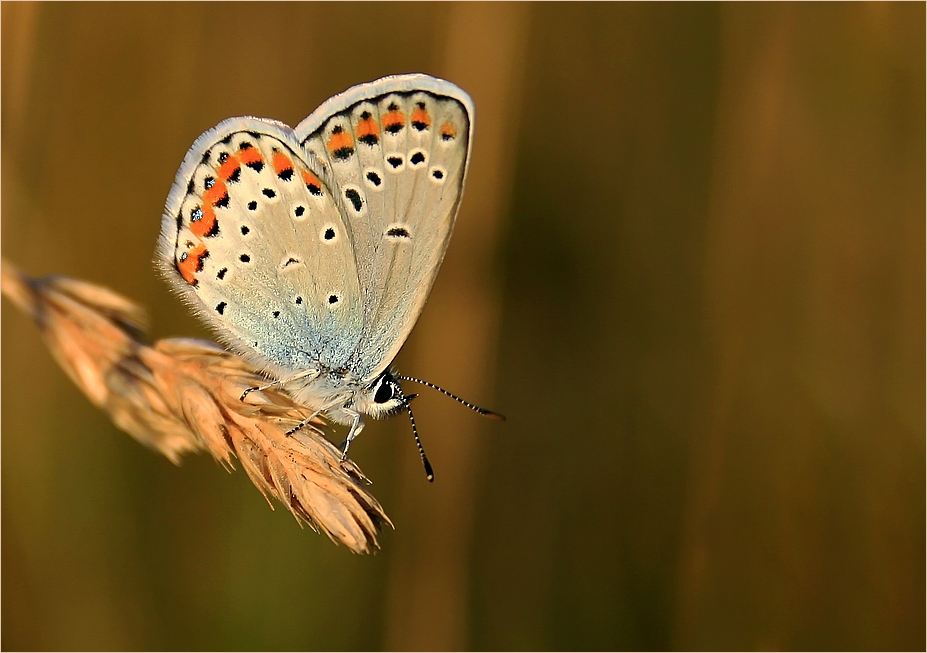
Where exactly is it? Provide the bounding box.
[288,366,404,425]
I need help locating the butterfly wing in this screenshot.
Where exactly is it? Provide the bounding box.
[294,74,473,382]
[157,118,364,378]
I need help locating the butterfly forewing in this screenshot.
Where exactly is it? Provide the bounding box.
[159,120,363,375]
[298,81,472,381]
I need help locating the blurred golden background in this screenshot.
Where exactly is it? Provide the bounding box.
[2,2,923,650]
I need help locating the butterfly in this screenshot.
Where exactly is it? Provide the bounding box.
[156,74,502,481]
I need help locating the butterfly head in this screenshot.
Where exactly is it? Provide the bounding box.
[357,369,407,419]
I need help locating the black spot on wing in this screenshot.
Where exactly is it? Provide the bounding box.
[386,226,410,239]
[332,147,354,160]
[344,188,363,212]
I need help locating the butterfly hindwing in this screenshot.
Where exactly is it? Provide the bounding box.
[158,118,363,376]
[296,75,473,381]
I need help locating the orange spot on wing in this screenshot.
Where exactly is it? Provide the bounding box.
[301,169,323,196]
[356,116,379,140]
[237,147,264,167]
[177,243,208,284]
[203,178,228,206]
[301,169,321,187]
[411,107,431,128]
[382,110,406,133]
[327,129,354,156]
[218,157,240,181]
[272,150,293,175]
[190,205,217,238]
[440,122,457,140]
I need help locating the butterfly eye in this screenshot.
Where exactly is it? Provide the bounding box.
[374,380,394,404]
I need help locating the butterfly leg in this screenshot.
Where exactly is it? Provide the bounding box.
[239,368,320,401]
[339,408,366,461]
[284,408,323,437]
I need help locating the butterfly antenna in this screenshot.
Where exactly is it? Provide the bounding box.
[397,375,506,420]
[398,388,434,482]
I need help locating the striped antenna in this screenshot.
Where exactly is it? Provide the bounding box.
[397,375,505,420]
[397,386,434,482]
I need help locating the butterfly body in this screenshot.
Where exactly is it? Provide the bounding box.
[157,75,474,449]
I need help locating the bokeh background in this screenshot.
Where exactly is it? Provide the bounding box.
[2,2,923,650]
